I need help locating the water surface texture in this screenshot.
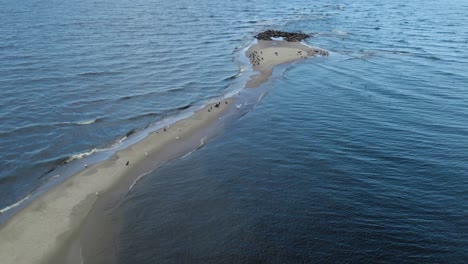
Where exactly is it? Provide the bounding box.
[1,0,468,262]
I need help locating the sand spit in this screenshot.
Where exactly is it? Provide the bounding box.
[246,40,328,88]
[0,31,328,264]
[0,99,233,264]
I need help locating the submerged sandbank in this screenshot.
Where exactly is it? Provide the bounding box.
[0,32,328,264]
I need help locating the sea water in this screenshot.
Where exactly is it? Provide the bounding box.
[1,0,467,262]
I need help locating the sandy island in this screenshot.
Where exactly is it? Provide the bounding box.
[0,31,328,264]
[246,40,328,88]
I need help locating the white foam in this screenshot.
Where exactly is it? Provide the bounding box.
[76,119,97,125]
[0,194,31,214]
[118,136,127,144]
[65,148,102,163]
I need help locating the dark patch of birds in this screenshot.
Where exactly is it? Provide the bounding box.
[248,51,264,66]
[307,48,329,56]
[255,30,310,42]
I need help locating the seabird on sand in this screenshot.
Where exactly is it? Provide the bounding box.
[126,161,129,166]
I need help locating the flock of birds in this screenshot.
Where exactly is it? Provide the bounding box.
[249,50,265,66]
[248,47,328,67]
[309,48,329,56]
[83,99,242,170]
[82,45,328,171]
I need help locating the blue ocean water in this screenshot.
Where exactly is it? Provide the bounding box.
[1,0,468,262]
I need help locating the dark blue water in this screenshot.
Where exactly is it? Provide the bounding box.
[0,0,284,208]
[1,0,468,262]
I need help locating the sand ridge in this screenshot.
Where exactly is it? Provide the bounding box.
[0,99,233,264]
[0,38,328,264]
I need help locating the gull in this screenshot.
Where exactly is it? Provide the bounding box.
[145,152,148,156]
[236,104,242,109]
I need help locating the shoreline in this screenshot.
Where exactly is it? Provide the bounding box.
[0,37,327,264]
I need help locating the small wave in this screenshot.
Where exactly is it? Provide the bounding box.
[68,97,108,107]
[182,137,207,159]
[128,172,151,192]
[78,71,121,77]
[63,148,102,163]
[0,118,105,135]
[177,104,192,110]
[76,118,101,125]
[115,129,137,144]
[118,136,127,144]
[224,72,242,81]
[258,91,267,103]
[181,150,196,159]
[0,194,31,214]
[168,87,184,92]
[127,112,159,121]
[125,129,136,137]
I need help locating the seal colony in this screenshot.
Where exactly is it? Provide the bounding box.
[0,31,328,264]
[247,30,328,88]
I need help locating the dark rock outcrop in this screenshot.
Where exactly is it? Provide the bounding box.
[255,30,309,42]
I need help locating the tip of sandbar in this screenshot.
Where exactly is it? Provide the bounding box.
[255,30,309,42]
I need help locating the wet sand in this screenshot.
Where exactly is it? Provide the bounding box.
[0,39,327,264]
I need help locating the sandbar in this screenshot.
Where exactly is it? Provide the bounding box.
[0,35,328,264]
